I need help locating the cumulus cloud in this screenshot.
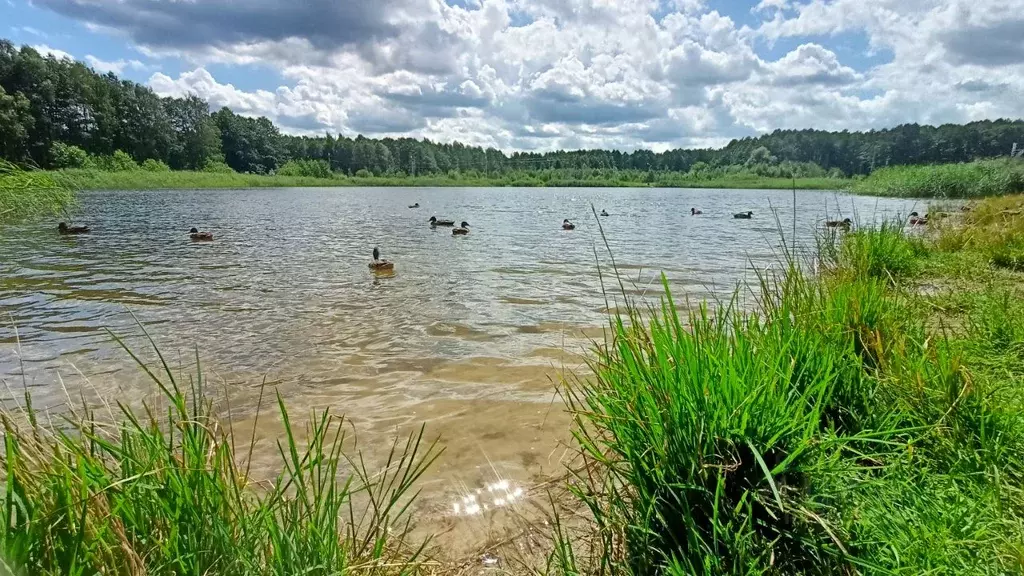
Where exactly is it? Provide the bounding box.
[30,44,72,60]
[29,0,1024,151]
[84,55,151,75]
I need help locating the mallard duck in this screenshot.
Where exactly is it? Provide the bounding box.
[58,222,90,235]
[691,208,702,215]
[733,211,754,219]
[189,227,214,241]
[409,203,420,208]
[562,219,576,230]
[429,216,455,227]
[369,247,394,271]
[908,212,927,226]
[825,218,852,229]
[600,210,609,216]
[452,222,470,235]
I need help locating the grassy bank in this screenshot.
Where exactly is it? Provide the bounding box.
[551,198,1024,574]
[54,168,841,191]
[851,158,1024,198]
[0,162,75,223]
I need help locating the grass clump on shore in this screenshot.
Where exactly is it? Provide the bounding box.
[0,331,440,575]
[549,204,1024,574]
[851,159,1024,198]
[0,161,75,223]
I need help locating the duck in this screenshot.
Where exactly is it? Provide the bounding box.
[369,246,394,271]
[409,203,420,208]
[691,208,702,215]
[429,216,455,227]
[562,219,576,230]
[58,222,90,235]
[189,227,214,241]
[452,222,470,235]
[908,212,928,226]
[600,210,609,217]
[733,211,754,219]
[825,217,852,230]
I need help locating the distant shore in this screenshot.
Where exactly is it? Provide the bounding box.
[52,169,845,191]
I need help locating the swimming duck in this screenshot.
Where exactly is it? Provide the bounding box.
[58,222,90,235]
[562,219,576,230]
[691,208,702,215]
[733,211,754,219]
[600,210,609,216]
[429,216,455,227]
[825,217,852,230]
[908,212,928,226]
[409,203,420,208]
[369,246,394,271]
[189,227,214,241]
[452,221,470,235]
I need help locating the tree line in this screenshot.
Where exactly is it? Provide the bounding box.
[3,39,1023,178]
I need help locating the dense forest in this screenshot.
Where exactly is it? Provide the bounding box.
[2,39,1023,178]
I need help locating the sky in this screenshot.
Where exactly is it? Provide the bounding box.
[3,0,1023,152]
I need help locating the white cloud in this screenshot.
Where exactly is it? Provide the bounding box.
[31,44,73,60]
[84,55,152,75]
[61,0,1016,151]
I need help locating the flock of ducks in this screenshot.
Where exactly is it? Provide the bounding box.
[61,202,962,276]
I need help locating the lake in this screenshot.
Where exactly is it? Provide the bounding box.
[0,186,922,551]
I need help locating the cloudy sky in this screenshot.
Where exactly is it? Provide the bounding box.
[3,0,1022,151]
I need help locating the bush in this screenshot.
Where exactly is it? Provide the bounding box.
[89,149,138,171]
[354,168,373,178]
[141,158,171,172]
[202,160,234,173]
[49,142,89,169]
[277,159,332,179]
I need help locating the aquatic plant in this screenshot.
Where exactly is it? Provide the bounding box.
[0,161,75,223]
[852,159,1024,198]
[0,325,440,575]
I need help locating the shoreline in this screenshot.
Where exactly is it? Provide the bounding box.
[52,169,846,191]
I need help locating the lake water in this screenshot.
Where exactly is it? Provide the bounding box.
[0,186,922,552]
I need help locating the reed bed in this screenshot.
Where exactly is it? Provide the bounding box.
[851,159,1024,198]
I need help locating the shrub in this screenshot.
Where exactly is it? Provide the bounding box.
[277,159,332,179]
[354,168,373,178]
[202,160,234,173]
[89,150,138,171]
[49,142,89,169]
[141,158,171,172]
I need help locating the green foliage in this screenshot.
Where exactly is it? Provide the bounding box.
[0,331,440,575]
[141,158,170,172]
[354,168,373,178]
[824,221,927,280]
[553,207,1024,574]
[49,142,88,169]
[0,160,75,222]
[852,159,1024,198]
[202,160,235,174]
[277,158,332,178]
[86,150,139,172]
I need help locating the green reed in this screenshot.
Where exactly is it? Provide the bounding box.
[548,207,1024,574]
[852,159,1024,198]
[0,161,75,223]
[0,324,440,575]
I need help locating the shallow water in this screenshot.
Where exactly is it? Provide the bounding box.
[0,186,922,553]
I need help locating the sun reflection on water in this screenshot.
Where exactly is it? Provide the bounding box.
[451,479,526,517]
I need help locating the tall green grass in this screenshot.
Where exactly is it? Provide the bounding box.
[851,159,1024,198]
[549,218,1024,574]
[0,161,75,223]
[0,328,440,575]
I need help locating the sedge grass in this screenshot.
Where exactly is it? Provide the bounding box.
[851,159,1024,199]
[0,325,441,575]
[0,161,75,224]
[546,201,1024,575]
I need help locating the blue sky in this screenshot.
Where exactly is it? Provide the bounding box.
[3,0,1021,151]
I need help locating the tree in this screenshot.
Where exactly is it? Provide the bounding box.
[0,85,32,161]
